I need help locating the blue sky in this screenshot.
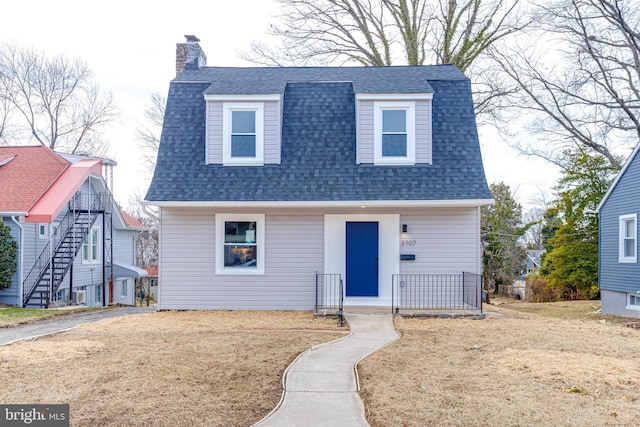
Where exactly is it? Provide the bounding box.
[1,0,559,210]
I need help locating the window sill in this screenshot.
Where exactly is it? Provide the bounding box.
[216,269,265,276]
[618,258,637,263]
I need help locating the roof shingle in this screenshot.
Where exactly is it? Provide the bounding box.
[146,66,491,203]
[0,146,70,213]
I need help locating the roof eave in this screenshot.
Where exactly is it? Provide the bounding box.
[144,199,494,208]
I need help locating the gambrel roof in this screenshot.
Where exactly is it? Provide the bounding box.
[146,65,491,204]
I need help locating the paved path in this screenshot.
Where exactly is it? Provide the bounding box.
[0,306,155,346]
[254,313,399,427]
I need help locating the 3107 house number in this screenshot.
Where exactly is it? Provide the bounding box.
[400,239,417,247]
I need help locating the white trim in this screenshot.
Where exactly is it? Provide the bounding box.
[82,226,101,265]
[619,213,637,263]
[146,199,495,208]
[205,94,281,102]
[596,142,640,213]
[356,93,433,101]
[324,214,399,306]
[0,211,27,216]
[215,213,265,275]
[222,102,264,166]
[38,223,48,240]
[626,293,640,311]
[374,101,416,165]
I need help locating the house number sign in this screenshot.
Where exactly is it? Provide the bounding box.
[400,239,417,246]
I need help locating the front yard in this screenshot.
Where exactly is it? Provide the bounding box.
[0,311,345,426]
[359,300,640,426]
[1,301,639,426]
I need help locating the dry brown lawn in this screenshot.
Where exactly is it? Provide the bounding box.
[0,310,345,426]
[359,300,640,427]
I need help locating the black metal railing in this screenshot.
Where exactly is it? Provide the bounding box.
[22,192,111,307]
[392,272,482,313]
[315,272,344,326]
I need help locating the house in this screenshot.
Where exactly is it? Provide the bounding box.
[526,249,544,275]
[144,37,493,311]
[0,146,147,308]
[596,143,640,318]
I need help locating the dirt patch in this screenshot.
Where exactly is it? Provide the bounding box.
[359,308,640,426]
[0,310,344,426]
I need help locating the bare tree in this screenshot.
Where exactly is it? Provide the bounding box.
[242,1,526,121]
[135,92,166,172]
[244,0,524,68]
[0,43,118,155]
[492,0,640,169]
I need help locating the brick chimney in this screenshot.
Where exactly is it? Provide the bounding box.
[175,35,207,75]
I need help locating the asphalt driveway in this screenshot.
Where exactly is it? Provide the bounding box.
[0,306,156,346]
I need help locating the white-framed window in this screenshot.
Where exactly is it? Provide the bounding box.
[82,227,101,264]
[627,293,640,310]
[215,214,265,275]
[373,101,416,165]
[222,102,264,166]
[38,223,48,239]
[619,214,637,263]
[121,280,128,298]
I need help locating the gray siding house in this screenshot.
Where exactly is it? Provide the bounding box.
[0,146,147,308]
[597,143,640,317]
[145,37,493,311]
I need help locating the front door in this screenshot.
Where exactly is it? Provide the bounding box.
[346,222,379,297]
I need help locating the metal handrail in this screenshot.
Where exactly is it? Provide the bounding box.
[392,272,482,314]
[315,272,344,326]
[22,192,110,306]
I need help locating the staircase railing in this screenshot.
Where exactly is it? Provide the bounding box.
[22,192,110,307]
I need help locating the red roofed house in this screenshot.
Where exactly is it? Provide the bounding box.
[0,146,147,307]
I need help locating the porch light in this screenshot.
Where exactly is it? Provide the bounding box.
[402,224,408,233]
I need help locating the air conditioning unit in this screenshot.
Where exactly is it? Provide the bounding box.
[73,290,86,305]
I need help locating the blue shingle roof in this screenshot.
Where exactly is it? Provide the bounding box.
[145,66,491,202]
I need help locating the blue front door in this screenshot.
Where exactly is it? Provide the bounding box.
[346,222,379,297]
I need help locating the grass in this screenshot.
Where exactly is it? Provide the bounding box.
[359,300,640,427]
[488,297,604,320]
[0,310,345,426]
[0,306,108,328]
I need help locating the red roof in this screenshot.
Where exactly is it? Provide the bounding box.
[120,210,147,229]
[0,146,70,214]
[144,266,158,277]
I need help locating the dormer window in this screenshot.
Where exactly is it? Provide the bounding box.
[374,101,416,165]
[222,102,264,166]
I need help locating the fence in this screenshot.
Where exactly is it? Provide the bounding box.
[314,273,343,326]
[392,272,482,313]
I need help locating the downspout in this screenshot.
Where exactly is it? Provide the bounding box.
[10,216,24,307]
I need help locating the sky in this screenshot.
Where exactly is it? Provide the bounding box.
[1,0,560,211]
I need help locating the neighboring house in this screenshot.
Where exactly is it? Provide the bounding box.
[140,266,159,301]
[144,37,493,311]
[526,249,544,275]
[597,143,640,317]
[0,146,147,308]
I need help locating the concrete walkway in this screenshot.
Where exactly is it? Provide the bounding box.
[254,313,399,427]
[0,306,155,346]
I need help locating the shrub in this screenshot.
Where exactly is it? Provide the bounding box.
[0,220,18,290]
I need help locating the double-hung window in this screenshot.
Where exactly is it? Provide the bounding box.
[222,103,264,165]
[82,227,100,264]
[619,214,637,263]
[373,101,415,165]
[215,214,265,274]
